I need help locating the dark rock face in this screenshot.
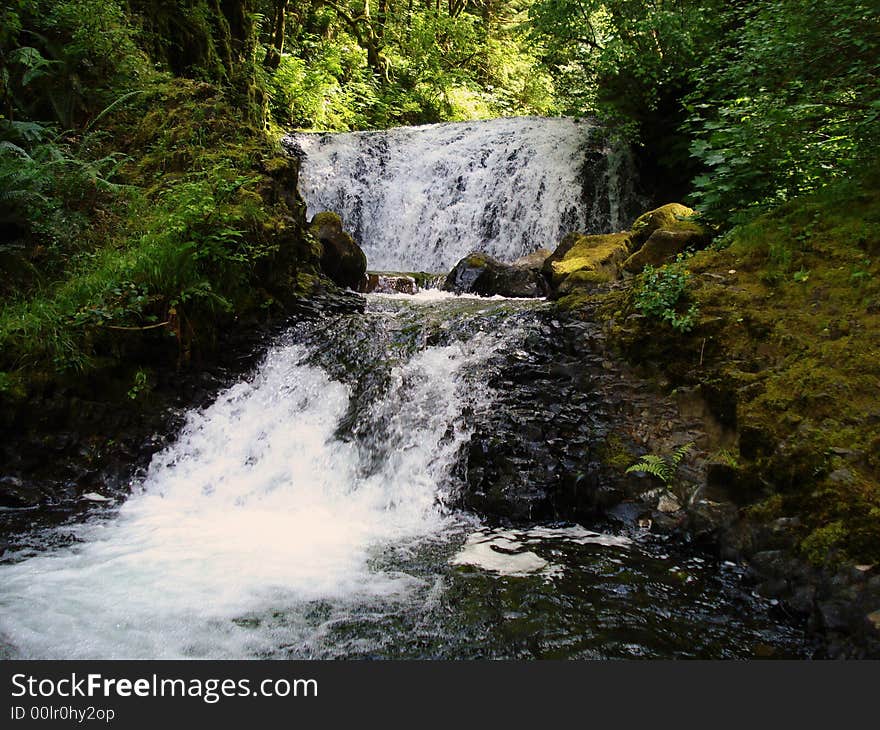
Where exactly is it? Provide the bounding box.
[443,252,547,297]
[310,211,368,289]
[462,314,619,521]
[459,304,707,524]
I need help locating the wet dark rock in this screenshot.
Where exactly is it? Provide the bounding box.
[444,252,547,298]
[359,273,418,294]
[310,211,368,289]
[0,476,42,508]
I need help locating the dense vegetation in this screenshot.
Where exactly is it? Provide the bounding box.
[0,0,877,387]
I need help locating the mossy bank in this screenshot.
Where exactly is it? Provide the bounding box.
[553,180,880,655]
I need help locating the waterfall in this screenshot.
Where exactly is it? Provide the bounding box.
[0,297,522,659]
[287,116,639,272]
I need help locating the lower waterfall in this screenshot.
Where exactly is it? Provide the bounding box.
[0,295,803,659]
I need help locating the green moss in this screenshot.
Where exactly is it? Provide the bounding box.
[555,290,598,311]
[547,232,632,284]
[310,211,343,229]
[0,371,26,399]
[295,272,320,295]
[0,77,326,376]
[605,178,880,564]
[801,521,848,566]
[631,203,702,245]
[598,433,636,471]
[557,268,614,294]
[745,494,784,521]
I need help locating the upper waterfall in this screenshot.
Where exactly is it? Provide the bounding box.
[287,117,638,272]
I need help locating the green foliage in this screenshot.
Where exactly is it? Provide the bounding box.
[127,368,150,400]
[263,2,557,130]
[527,0,725,185]
[525,0,879,225]
[633,256,699,333]
[626,442,694,484]
[0,156,269,371]
[1,0,144,127]
[685,0,880,224]
[0,118,127,299]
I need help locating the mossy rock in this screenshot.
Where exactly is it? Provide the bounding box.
[557,268,614,295]
[309,212,367,290]
[606,179,880,565]
[511,248,553,271]
[623,228,707,272]
[543,231,632,296]
[631,203,705,246]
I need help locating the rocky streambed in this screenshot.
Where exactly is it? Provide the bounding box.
[0,287,814,659]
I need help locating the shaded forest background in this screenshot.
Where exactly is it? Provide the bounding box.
[0,0,878,379]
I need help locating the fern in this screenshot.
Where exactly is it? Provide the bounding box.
[626,442,694,484]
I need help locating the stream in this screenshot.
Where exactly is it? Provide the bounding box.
[0,119,807,659]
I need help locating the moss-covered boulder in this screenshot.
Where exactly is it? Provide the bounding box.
[443,252,547,297]
[309,211,367,290]
[622,203,709,273]
[623,228,705,272]
[631,203,704,246]
[542,231,633,297]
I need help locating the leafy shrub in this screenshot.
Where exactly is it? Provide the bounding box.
[685,0,880,224]
[633,256,699,333]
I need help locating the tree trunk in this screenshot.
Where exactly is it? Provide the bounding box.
[264,0,290,70]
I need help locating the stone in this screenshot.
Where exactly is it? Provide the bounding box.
[623,228,707,272]
[309,211,367,290]
[657,492,682,513]
[542,231,633,297]
[360,273,418,294]
[630,203,704,246]
[0,475,42,508]
[621,203,709,273]
[443,252,546,297]
[511,248,553,270]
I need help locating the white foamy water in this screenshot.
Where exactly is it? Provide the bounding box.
[452,526,631,578]
[0,334,500,658]
[370,289,533,303]
[288,117,636,271]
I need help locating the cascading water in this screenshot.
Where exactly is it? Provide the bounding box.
[287,116,640,272]
[0,295,518,658]
[0,119,804,659]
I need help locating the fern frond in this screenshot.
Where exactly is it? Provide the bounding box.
[626,454,674,483]
[670,441,694,467]
[625,442,693,484]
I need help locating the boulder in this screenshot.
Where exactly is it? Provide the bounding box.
[630,203,704,246]
[623,228,706,272]
[511,248,553,271]
[443,252,546,297]
[542,231,633,296]
[309,211,367,290]
[622,203,709,273]
[360,273,418,295]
